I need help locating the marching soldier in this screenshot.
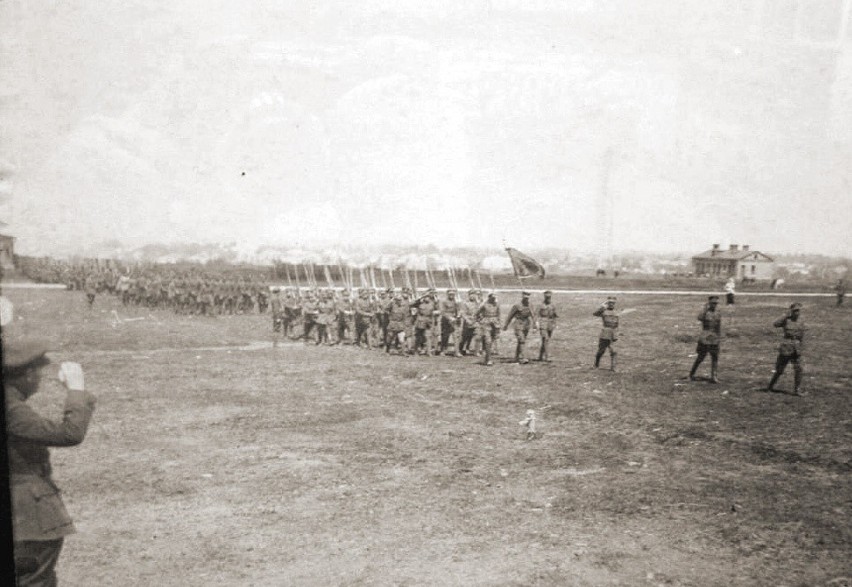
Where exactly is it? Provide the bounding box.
[764,303,807,396]
[593,296,620,371]
[334,289,354,345]
[300,292,318,343]
[412,288,438,356]
[503,291,535,364]
[688,295,722,383]
[270,287,283,333]
[476,292,501,366]
[537,290,558,362]
[385,291,410,355]
[458,289,479,356]
[315,290,336,345]
[354,289,375,348]
[439,289,461,356]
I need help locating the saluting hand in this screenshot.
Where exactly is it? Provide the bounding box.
[58,361,85,391]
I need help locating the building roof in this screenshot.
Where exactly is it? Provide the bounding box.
[692,249,774,262]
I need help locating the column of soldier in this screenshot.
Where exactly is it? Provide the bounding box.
[18,256,810,394]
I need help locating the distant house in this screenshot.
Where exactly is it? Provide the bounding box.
[691,244,775,281]
[0,233,14,269]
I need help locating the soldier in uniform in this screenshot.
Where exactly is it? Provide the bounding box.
[5,342,97,587]
[354,289,375,348]
[503,291,536,364]
[475,292,501,366]
[438,289,461,356]
[283,289,301,338]
[269,287,283,333]
[334,289,354,345]
[593,296,620,371]
[83,273,98,307]
[412,288,438,356]
[836,279,847,307]
[315,290,336,345]
[688,295,722,383]
[385,291,410,355]
[764,303,807,395]
[537,290,558,362]
[300,292,318,343]
[458,289,479,356]
[376,288,392,348]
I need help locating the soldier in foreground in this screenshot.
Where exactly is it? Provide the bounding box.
[503,291,535,364]
[688,295,722,383]
[5,342,97,586]
[537,290,558,362]
[593,296,620,371]
[764,303,807,396]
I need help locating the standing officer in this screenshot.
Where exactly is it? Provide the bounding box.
[5,342,97,586]
[764,303,807,395]
[593,296,620,371]
[476,292,501,366]
[537,290,558,362]
[688,295,722,383]
[503,291,535,364]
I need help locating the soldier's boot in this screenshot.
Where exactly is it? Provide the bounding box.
[688,356,702,381]
[766,371,782,392]
[793,366,805,396]
[710,358,719,384]
[610,354,617,372]
[594,352,603,368]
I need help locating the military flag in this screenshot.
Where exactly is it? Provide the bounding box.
[505,247,546,279]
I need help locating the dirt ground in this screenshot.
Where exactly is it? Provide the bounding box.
[4,288,851,586]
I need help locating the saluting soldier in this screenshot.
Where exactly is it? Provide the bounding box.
[593,296,620,371]
[5,343,97,587]
[764,303,807,396]
[503,291,535,364]
[688,295,722,383]
[537,290,558,362]
[476,292,502,366]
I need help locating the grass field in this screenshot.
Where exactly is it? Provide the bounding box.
[4,288,851,586]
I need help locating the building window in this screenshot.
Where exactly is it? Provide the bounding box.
[751,265,756,274]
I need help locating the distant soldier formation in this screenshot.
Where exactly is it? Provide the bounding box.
[16,255,841,395]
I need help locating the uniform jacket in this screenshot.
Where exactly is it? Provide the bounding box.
[6,385,97,541]
[697,307,722,346]
[537,302,558,330]
[593,307,619,341]
[773,314,806,355]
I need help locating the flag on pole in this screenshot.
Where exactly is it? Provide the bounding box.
[505,247,546,279]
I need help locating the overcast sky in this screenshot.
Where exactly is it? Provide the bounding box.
[1,0,851,257]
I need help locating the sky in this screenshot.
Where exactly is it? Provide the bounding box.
[1,0,851,258]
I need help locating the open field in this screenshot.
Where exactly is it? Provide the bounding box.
[4,288,851,586]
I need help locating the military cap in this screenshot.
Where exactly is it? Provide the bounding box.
[468,288,477,295]
[447,289,457,294]
[386,287,394,293]
[521,291,531,297]
[790,302,802,310]
[708,295,719,301]
[606,296,617,301]
[543,290,553,296]
[487,292,497,299]
[428,287,436,293]
[3,340,51,372]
